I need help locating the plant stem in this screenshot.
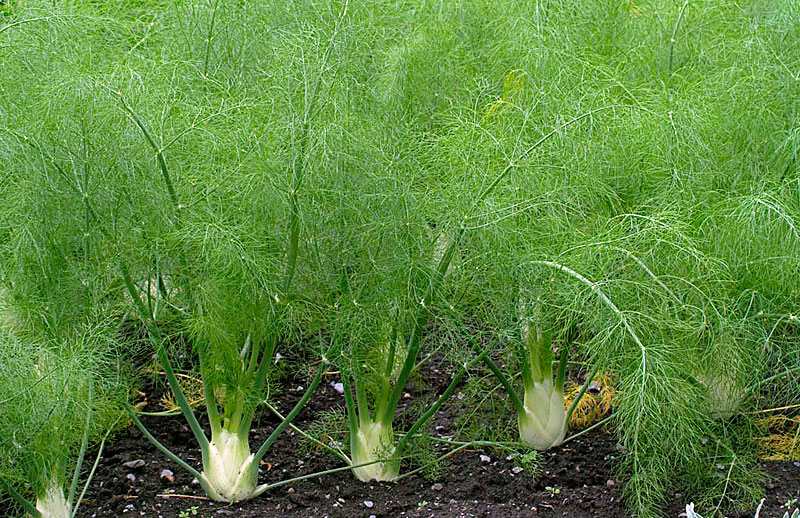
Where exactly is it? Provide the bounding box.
[122,266,210,454]
[202,0,220,78]
[264,402,351,464]
[471,106,617,210]
[72,418,119,518]
[0,16,60,36]
[480,353,526,415]
[251,458,388,498]
[251,363,327,467]
[396,348,489,452]
[341,369,360,440]
[354,368,370,426]
[0,479,41,518]
[555,340,569,391]
[126,408,210,493]
[106,88,180,210]
[375,323,399,421]
[67,383,93,506]
[199,354,222,439]
[565,363,600,425]
[561,415,613,444]
[529,260,647,382]
[668,0,690,80]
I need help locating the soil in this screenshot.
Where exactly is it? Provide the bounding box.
[74,360,800,518]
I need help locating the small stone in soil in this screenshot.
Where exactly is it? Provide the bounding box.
[122,459,146,469]
[606,479,616,488]
[125,473,136,484]
[364,500,374,508]
[160,469,174,483]
[431,483,443,491]
[331,382,344,394]
[480,455,491,463]
[512,466,524,474]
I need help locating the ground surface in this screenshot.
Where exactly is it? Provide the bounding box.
[76,362,800,518]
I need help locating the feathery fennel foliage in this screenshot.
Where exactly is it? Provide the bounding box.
[2,0,799,516]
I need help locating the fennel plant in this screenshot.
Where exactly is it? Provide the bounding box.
[322,88,614,480]
[112,1,351,502]
[0,331,122,518]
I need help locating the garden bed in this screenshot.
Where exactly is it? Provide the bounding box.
[77,367,800,518]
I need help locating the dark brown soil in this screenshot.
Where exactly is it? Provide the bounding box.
[75,362,800,518]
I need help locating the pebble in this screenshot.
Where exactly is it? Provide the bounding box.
[296,385,304,392]
[606,479,616,488]
[479,455,491,463]
[364,500,374,508]
[793,461,800,468]
[160,469,174,483]
[125,473,136,484]
[216,511,234,515]
[122,459,146,469]
[431,483,443,491]
[332,382,344,394]
[512,466,524,474]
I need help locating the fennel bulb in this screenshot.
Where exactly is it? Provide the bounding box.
[518,377,567,450]
[203,428,258,502]
[35,483,70,518]
[698,370,745,417]
[350,419,400,482]
[517,322,568,450]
